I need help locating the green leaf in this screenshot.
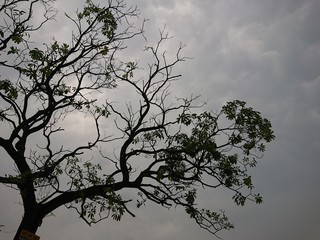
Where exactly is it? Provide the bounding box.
[12,34,23,44]
[243,176,252,188]
[254,193,263,204]
[100,46,109,55]
[29,48,44,61]
[185,190,196,205]
[0,79,18,99]
[7,46,19,55]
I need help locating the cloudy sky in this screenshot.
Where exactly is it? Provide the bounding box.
[1,0,320,239]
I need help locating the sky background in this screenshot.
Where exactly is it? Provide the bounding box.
[1,0,320,239]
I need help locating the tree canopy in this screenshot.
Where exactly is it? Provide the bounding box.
[0,0,274,239]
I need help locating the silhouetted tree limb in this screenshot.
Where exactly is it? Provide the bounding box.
[0,1,274,239]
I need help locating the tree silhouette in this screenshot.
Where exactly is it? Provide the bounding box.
[0,0,274,239]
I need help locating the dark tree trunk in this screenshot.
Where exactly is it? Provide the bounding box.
[13,212,41,240]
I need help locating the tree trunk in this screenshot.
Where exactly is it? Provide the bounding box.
[14,212,41,240]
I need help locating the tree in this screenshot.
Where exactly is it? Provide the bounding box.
[0,0,275,239]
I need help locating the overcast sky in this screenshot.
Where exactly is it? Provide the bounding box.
[1,0,320,239]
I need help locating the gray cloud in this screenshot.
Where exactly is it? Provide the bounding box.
[1,0,320,240]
